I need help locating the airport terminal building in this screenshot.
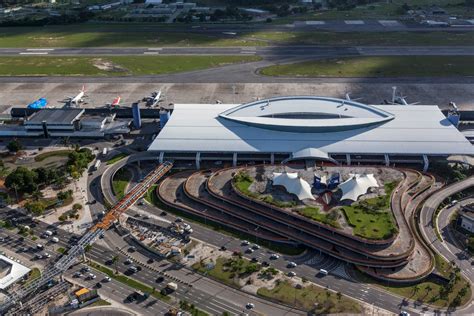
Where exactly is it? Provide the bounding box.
[148,96,473,169]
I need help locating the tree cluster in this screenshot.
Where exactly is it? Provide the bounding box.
[67,148,95,179]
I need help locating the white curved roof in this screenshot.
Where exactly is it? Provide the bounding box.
[339,174,379,202]
[219,96,394,133]
[272,172,315,201]
[149,98,474,156]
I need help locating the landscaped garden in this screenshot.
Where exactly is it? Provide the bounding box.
[342,182,398,240]
[257,280,361,314]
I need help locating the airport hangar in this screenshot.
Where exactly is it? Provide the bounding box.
[148,96,474,170]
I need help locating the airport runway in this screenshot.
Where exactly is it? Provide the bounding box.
[6,46,474,57]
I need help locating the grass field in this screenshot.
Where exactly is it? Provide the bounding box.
[106,153,129,165]
[0,24,474,48]
[144,184,158,205]
[257,280,361,313]
[354,256,472,308]
[112,168,131,200]
[342,182,397,240]
[296,206,340,228]
[24,268,41,285]
[0,55,261,76]
[192,257,259,288]
[260,56,474,78]
[34,149,73,162]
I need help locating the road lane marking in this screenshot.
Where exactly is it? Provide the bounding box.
[144,52,159,55]
[305,21,325,25]
[19,52,49,55]
[26,48,55,51]
[147,48,163,51]
[345,20,365,25]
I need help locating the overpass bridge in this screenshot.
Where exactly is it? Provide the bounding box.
[0,161,173,313]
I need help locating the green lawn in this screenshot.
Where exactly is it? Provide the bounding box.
[257,280,361,313]
[88,299,112,307]
[342,182,398,240]
[0,55,261,76]
[144,184,159,204]
[260,56,474,78]
[1,23,474,48]
[24,268,41,285]
[89,261,170,301]
[106,153,129,165]
[34,149,74,162]
[296,206,340,228]
[192,257,260,288]
[57,247,66,254]
[354,258,472,308]
[233,172,296,207]
[0,24,267,48]
[112,168,131,200]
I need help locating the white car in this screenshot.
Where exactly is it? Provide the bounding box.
[252,244,260,250]
[241,240,250,246]
[103,277,112,282]
[245,303,255,309]
[270,254,280,260]
[399,312,410,316]
[287,271,296,277]
[43,252,51,258]
[287,261,297,268]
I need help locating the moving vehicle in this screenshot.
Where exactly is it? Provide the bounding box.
[318,269,328,276]
[93,160,101,171]
[270,254,279,260]
[102,148,108,156]
[287,262,297,268]
[51,237,59,243]
[245,303,255,309]
[161,282,178,295]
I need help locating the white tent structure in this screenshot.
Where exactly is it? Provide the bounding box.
[272,172,315,201]
[339,174,379,202]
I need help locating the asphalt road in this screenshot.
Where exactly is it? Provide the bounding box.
[418,176,474,314]
[7,46,474,57]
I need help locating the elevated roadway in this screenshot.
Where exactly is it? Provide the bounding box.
[419,176,474,285]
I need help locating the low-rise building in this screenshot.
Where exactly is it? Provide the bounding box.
[459,204,474,233]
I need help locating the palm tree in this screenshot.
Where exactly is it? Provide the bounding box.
[413,285,420,296]
[112,255,119,274]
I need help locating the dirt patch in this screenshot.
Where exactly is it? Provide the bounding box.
[92,58,128,73]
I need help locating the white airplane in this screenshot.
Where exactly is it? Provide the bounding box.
[66,85,87,106]
[389,86,419,106]
[144,90,162,107]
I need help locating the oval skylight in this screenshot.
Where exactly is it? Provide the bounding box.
[219,96,394,133]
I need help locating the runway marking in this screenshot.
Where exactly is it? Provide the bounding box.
[143,52,160,55]
[305,20,325,25]
[344,20,365,25]
[148,48,163,51]
[379,20,401,27]
[19,52,49,55]
[26,48,55,51]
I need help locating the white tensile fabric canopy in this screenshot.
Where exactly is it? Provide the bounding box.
[339,174,379,202]
[272,172,315,201]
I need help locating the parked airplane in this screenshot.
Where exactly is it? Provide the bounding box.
[65,85,87,106]
[143,90,162,107]
[106,96,121,108]
[386,86,419,105]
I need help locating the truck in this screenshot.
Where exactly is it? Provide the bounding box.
[102,148,108,156]
[161,282,178,295]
